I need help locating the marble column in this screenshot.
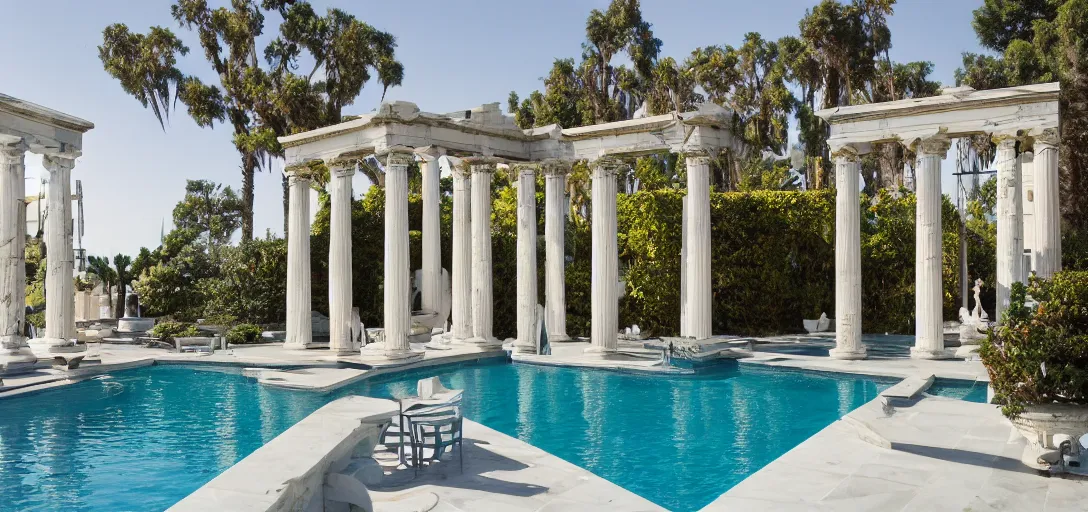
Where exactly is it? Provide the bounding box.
[32,155,78,349]
[467,160,500,346]
[911,137,951,360]
[514,164,539,353]
[327,160,355,354]
[543,161,570,342]
[450,161,473,342]
[995,136,1024,322]
[361,150,422,364]
[829,147,866,360]
[417,147,444,315]
[284,169,313,350]
[587,158,621,357]
[1033,129,1061,278]
[0,139,36,372]
[683,153,712,340]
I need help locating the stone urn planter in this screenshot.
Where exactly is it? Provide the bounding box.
[1010,404,1088,452]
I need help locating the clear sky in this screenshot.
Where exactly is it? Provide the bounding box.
[1,0,987,257]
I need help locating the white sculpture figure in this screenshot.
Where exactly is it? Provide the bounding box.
[803,313,832,333]
[959,279,989,345]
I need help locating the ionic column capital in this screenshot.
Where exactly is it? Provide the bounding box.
[378,150,414,169]
[913,136,951,157]
[0,138,28,160]
[591,156,626,178]
[414,145,446,162]
[683,151,713,166]
[324,157,359,178]
[512,162,539,178]
[542,159,573,178]
[1032,128,1060,151]
[830,145,861,162]
[42,154,76,173]
[991,133,1025,149]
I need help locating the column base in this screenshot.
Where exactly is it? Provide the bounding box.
[328,344,358,356]
[910,346,954,360]
[28,338,85,353]
[0,347,39,375]
[283,341,313,351]
[547,333,573,343]
[829,346,868,360]
[358,344,424,367]
[583,345,618,360]
[512,338,537,354]
[465,336,502,348]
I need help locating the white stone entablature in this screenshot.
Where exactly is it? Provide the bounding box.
[816,83,1059,152]
[279,101,738,167]
[0,93,93,157]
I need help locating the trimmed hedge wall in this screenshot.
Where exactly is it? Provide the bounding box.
[311,187,997,339]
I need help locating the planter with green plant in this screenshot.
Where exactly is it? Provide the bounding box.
[979,271,1088,470]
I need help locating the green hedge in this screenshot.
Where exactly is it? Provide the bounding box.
[310,186,1001,339]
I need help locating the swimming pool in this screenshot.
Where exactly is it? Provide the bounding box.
[0,360,896,511]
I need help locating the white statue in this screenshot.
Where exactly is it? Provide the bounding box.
[958,279,989,345]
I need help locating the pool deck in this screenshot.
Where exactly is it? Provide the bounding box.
[370,419,665,511]
[705,395,1087,511]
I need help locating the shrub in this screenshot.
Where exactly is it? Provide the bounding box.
[226,323,263,345]
[201,238,288,324]
[149,320,199,341]
[980,271,1088,418]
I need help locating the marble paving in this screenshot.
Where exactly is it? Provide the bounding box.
[370,419,665,512]
[705,395,1087,511]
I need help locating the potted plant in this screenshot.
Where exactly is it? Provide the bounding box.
[979,271,1088,470]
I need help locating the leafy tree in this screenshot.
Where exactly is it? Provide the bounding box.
[86,255,117,312]
[956,0,1088,261]
[100,1,403,240]
[112,254,132,318]
[172,180,243,257]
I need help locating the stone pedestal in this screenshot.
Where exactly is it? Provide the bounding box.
[995,136,1024,323]
[450,162,473,343]
[587,158,621,358]
[543,161,570,342]
[362,150,422,365]
[513,164,539,354]
[0,141,36,373]
[829,148,867,360]
[1033,130,1061,278]
[683,153,712,340]
[284,171,313,350]
[328,162,356,354]
[467,160,500,347]
[910,137,952,360]
[30,155,84,355]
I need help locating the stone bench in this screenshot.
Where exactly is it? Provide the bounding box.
[169,396,398,512]
[174,336,225,353]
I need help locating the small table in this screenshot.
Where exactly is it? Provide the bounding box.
[395,390,463,466]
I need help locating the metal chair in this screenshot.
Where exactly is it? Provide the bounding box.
[405,395,464,475]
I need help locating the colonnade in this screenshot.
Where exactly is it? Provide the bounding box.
[830,130,1062,360]
[0,139,84,372]
[282,146,720,361]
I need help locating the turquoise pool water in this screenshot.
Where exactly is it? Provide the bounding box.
[0,361,896,511]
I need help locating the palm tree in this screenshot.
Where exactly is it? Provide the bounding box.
[112,254,132,319]
[86,256,116,313]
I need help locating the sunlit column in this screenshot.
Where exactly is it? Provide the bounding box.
[37,155,77,347]
[683,152,712,339]
[283,168,313,350]
[1032,129,1061,278]
[0,139,36,371]
[450,160,473,342]
[543,160,571,342]
[911,136,951,359]
[514,164,539,353]
[995,135,1024,321]
[468,159,500,346]
[586,157,621,357]
[327,160,355,354]
[829,146,866,360]
[382,151,412,352]
[417,146,444,314]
